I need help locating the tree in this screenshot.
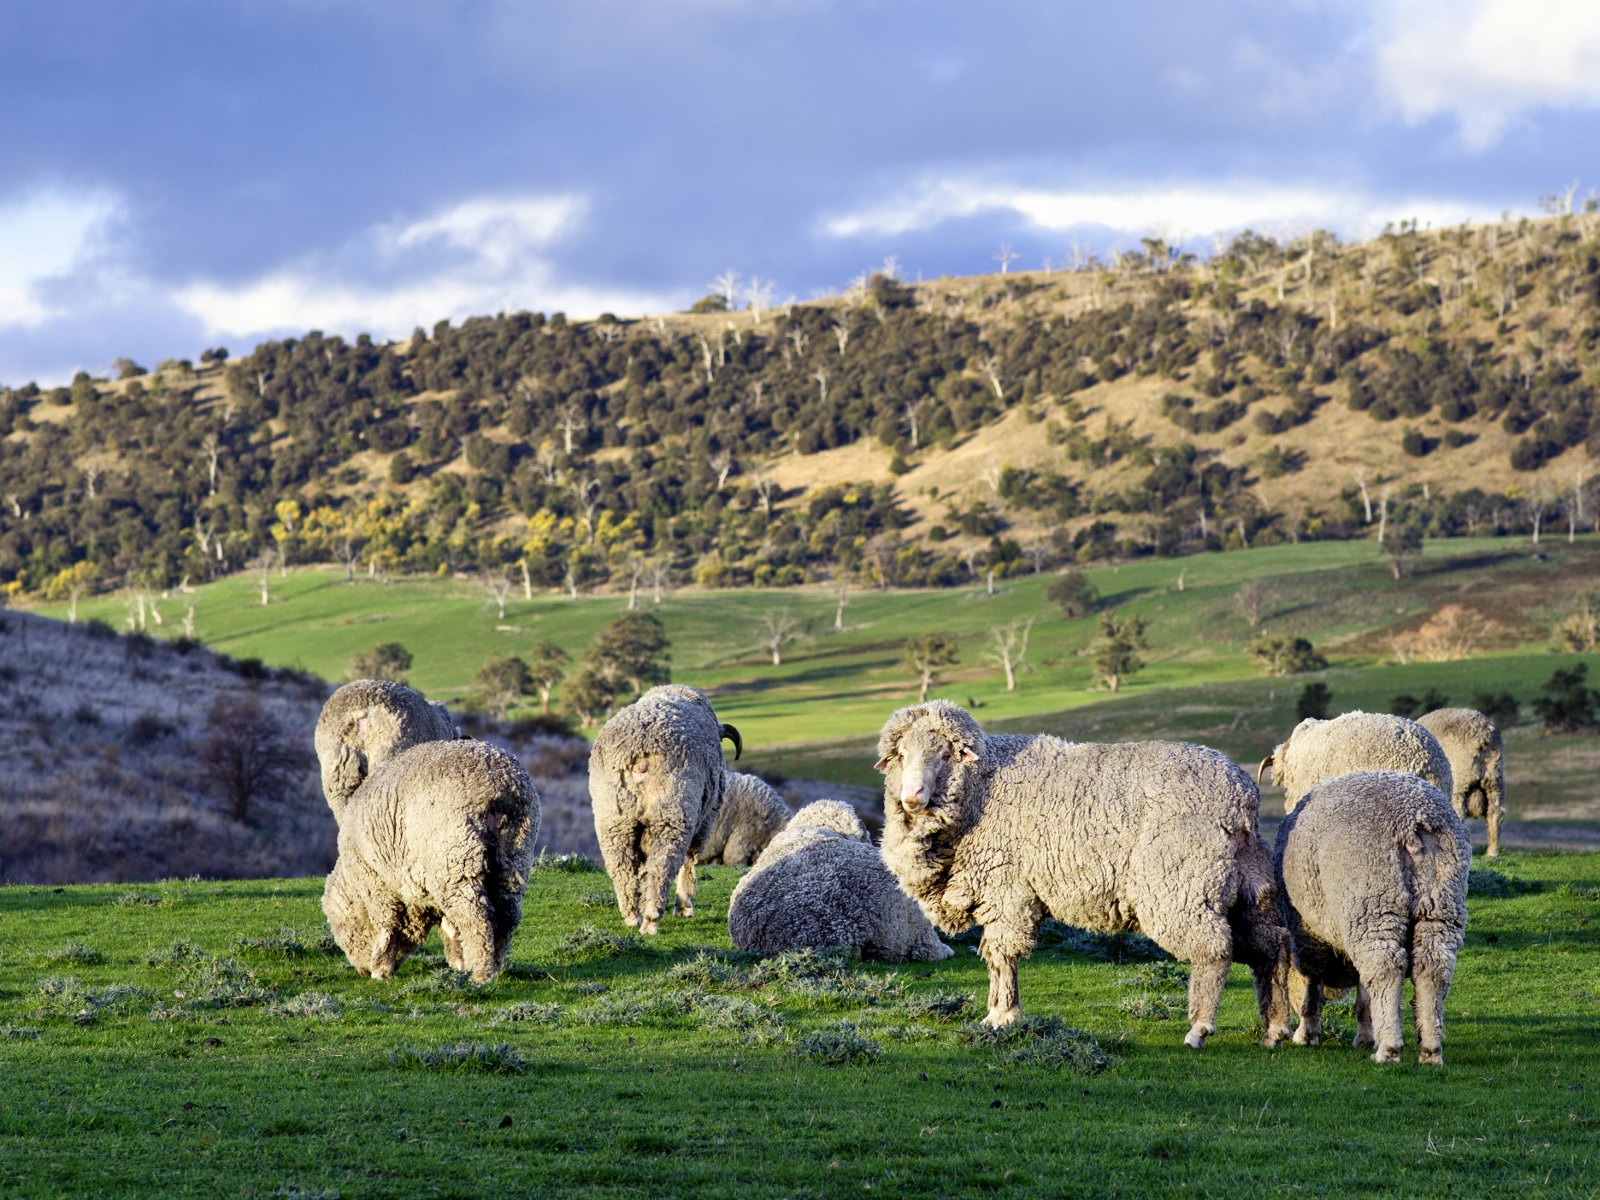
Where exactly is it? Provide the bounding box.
[1247,635,1327,676]
[198,695,300,823]
[1556,589,1600,652]
[903,633,958,702]
[1295,682,1332,721]
[1235,581,1267,628]
[1045,570,1099,619]
[1382,519,1424,579]
[761,608,803,666]
[479,567,515,620]
[984,619,1033,691]
[1470,690,1520,727]
[474,655,532,719]
[43,561,100,623]
[1091,611,1149,693]
[349,642,413,683]
[1530,664,1600,732]
[589,611,671,698]
[564,667,615,727]
[1390,687,1449,718]
[1392,604,1499,663]
[527,639,571,714]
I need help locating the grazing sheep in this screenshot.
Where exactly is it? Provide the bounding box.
[1258,711,1452,813]
[1274,770,1470,1064]
[314,679,459,822]
[322,738,539,983]
[1417,708,1506,857]
[588,684,742,934]
[698,770,791,866]
[875,701,1290,1048]
[728,801,953,961]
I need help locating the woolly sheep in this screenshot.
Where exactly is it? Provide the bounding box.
[697,770,791,866]
[1273,770,1470,1064]
[314,679,459,822]
[1258,711,1452,813]
[875,701,1290,1048]
[588,684,742,934]
[728,800,953,962]
[322,738,539,983]
[1417,707,1506,857]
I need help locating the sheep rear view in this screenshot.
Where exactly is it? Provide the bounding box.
[876,701,1289,1049]
[727,800,953,962]
[1417,707,1505,857]
[588,685,742,934]
[1258,710,1451,814]
[322,738,539,983]
[1273,770,1470,1064]
[698,770,790,866]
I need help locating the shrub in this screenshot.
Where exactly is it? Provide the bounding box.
[1471,690,1520,727]
[1390,687,1449,718]
[1531,664,1600,732]
[1248,635,1327,676]
[1295,682,1332,721]
[389,1042,526,1075]
[959,1015,1116,1073]
[198,695,303,822]
[796,1021,881,1065]
[1045,570,1099,618]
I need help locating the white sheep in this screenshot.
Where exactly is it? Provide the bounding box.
[875,701,1290,1048]
[697,770,790,866]
[314,679,459,822]
[1273,770,1471,1064]
[322,738,539,983]
[727,801,953,962]
[1258,711,1452,813]
[587,684,742,934]
[1417,707,1506,857]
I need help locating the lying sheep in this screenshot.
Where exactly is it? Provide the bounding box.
[588,684,742,934]
[1418,707,1506,857]
[314,679,459,821]
[728,801,953,962]
[1258,711,1452,813]
[876,701,1289,1048]
[322,739,539,983]
[698,770,790,866]
[1274,770,1471,1064]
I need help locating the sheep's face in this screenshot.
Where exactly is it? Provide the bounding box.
[876,725,977,819]
[324,871,416,979]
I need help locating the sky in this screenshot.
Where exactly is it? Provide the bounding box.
[5,0,1600,386]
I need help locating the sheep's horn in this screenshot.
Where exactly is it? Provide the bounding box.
[721,723,743,761]
[1256,754,1274,785]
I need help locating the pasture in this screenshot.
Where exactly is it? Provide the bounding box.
[1,853,1597,1197]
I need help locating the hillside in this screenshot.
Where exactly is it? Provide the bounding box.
[4,214,1600,607]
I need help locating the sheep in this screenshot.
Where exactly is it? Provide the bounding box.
[1417,707,1506,857]
[1273,770,1471,1064]
[322,738,539,983]
[697,770,791,866]
[587,684,743,934]
[1257,711,1452,814]
[728,800,954,962]
[875,701,1290,1048]
[314,679,459,822]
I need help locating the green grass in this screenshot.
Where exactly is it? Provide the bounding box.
[2,855,1598,1197]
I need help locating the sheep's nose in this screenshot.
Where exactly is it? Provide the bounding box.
[901,786,927,812]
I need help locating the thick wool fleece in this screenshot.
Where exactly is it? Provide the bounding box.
[697,771,791,866]
[727,804,952,962]
[322,739,539,983]
[876,700,1289,1048]
[1273,770,1470,1065]
[1262,711,1451,814]
[588,685,736,934]
[1417,708,1506,857]
[314,679,459,823]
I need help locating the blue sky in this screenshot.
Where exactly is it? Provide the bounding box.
[5,0,1600,385]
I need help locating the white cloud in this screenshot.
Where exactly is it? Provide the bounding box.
[1374,0,1600,149]
[0,187,124,326]
[820,176,1506,244]
[175,192,682,341]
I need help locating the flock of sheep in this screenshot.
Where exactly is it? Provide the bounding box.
[312,677,1507,1066]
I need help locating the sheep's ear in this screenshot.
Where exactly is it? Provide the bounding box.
[873,754,892,772]
[1256,753,1274,785]
[956,744,980,765]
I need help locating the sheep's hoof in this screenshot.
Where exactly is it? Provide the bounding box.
[1371,1045,1402,1064]
[674,900,694,917]
[983,1006,1021,1028]
[1291,1025,1318,1046]
[639,917,660,936]
[1485,848,1500,858]
[931,943,956,961]
[1352,1029,1375,1050]
[1261,1024,1291,1048]
[1418,1046,1444,1066]
[1183,1023,1214,1049]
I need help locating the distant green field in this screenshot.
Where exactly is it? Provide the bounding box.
[37,536,1599,789]
[2,854,1597,1198]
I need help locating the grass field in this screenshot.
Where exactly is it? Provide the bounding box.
[2,854,1598,1198]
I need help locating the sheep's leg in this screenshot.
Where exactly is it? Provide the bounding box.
[1292,974,1324,1045]
[441,894,499,983]
[1351,981,1374,1049]
[438,916,467,971]
[596,820,643,927]
[673,853,698,918]
[1411,921,1460,1065]
[1486,788,1504,859]
[977,919,1035,1027]
[637,828,689,936]
[1250,953,1292,1048]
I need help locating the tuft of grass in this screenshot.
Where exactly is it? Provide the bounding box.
[743,947,904,1008]
[108,892,163,907]
[663,950,752,988]
[236,928,339,959]
[1469,869,1540,898]
[491,1001,563,1025]
[388,1042,526,1075]
[266,992,344,1021]
[44,940,104,966]
[960,1016,1118,1074]
[555,926,646,962]
[576,890,616,909]
[398,968,478,997]
[2,1026,42,1040]
[1559,881,1599,900]
[1117,993,1184,1021]
[29,977,151,1024]
[688,994,783,1040]
[146,940,207,967]
[796,1021,881,1065]
[900,990,974,1022]
[529,852,604,874]
[574,990,685,1026]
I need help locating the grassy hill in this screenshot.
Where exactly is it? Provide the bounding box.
[2,853,1597,1197]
